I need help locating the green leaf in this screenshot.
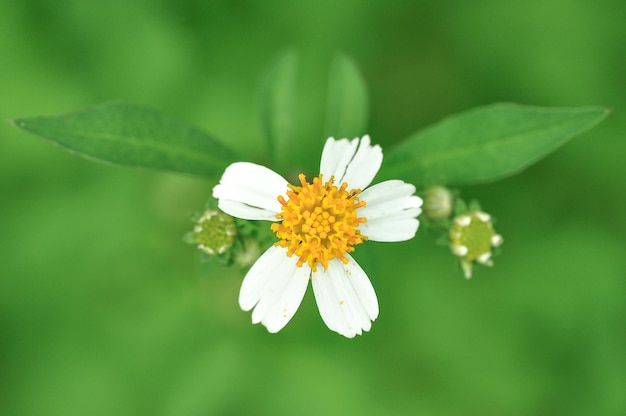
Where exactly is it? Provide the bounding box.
[381,103,610,186]
[258,50,298,169]
[324,53,369,139]
[10,102,239,178]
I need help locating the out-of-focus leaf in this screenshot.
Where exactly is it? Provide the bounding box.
[380,103,609,186]
[258,50,298,168]
[324,53,369,139]
[10,102,238,178]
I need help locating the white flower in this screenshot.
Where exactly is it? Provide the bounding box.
[213,135,422,338]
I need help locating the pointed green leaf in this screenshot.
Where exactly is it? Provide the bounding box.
[324,53,369,139]
[258,50,298,168]
[381,103,609,186]
[10,102,238,178]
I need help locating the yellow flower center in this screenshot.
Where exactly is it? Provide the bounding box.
[271,173,367,272]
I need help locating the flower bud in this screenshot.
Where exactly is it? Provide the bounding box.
[423,186,454,220]
[449,211,503,278]
[233,237,263,268]
[193,210,236,255]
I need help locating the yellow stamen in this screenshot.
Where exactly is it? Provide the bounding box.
[271,173,367,272]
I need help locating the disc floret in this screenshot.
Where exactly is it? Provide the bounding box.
[271,174,367,272]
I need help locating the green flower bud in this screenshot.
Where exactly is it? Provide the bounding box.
[449,211,503,278]
[194,210,236,255]
[233,237,263,268]
[423,186,454,220]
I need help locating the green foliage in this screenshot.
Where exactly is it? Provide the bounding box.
[15,60,603,191]
[381,103,610,186]
[324,53,369,139]
[2,1,625,415]
[11,102,238,178]
[258,51,369,172]
[258,50,298,169]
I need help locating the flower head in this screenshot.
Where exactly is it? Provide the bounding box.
[449,211,503,278]
[423,186,454,220]
[213,135,422,338]
[193,209,236,255]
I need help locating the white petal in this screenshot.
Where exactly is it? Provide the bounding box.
[341,135,383,190]
[319,135,383,190]
[360,217,420,242]
[239,245,286,311]
[358,180,423,221]
[357,180,422,242]
[216,200,276,221]
[239,245,311,333]
[311,255,379,338]
[213,162,288,221]
[319,137,359,183]
[455,215,471,227]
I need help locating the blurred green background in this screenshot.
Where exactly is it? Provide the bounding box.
[1,1,625,415]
